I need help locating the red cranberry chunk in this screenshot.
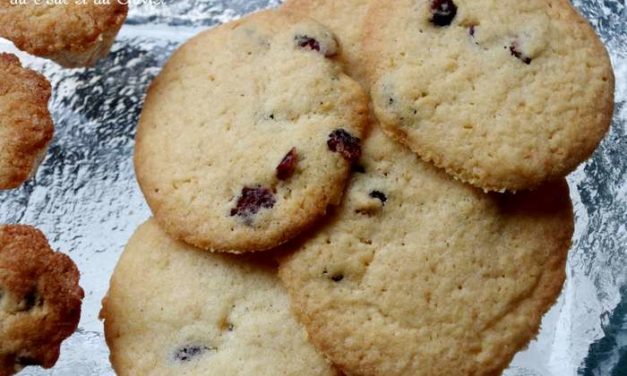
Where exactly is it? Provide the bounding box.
[430,0,458,27]
[295,35,321,52]
[231,186,276,218]
[327,129,362,163]
[509,42,532,64]
[369,191,388,205]
[276,148,299,181]
[174,345,212,362]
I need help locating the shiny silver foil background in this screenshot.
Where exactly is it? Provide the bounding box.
[0,0,624,374]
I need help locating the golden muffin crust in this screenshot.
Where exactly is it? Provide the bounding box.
[0,53,53,190]
[0,225,84,375]
[0,0,128,67]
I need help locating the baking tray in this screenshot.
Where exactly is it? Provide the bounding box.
[0,0,625,374]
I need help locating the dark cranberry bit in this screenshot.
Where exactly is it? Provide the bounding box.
[331,273,344,282]
[276,148,298,181]
[295,35,321,52]
[174,345,212,362]
[430,0,458,27]
[230,186,276,218]
[469,25,475,37]
[327,129,362,163]
[509,42,532,64]
[369,191,388,205]
[352,164,366,174]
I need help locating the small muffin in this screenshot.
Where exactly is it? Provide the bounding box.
[0,225,84,375]
[0,53,53,190]
[0,0,128,68]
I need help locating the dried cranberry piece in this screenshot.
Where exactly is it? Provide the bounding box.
[430,0,458,27]
[369,191,388,205]
[327,129,362,163]
[331,273,344,282]
[230,186,276,218]
[295,35,321,52]
[352,164,366,174]
[276,148,298,181]
[509,42,532,64]
[174,345,212,362]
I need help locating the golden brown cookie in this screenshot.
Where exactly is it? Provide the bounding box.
[0,0,127,67]
[282,0,374,85]
[135,9,369,253]
[279,126,574,375]
[0,53,53,190]
[101,219,339,376]
[363,0,614,191]
[0,225,84,375]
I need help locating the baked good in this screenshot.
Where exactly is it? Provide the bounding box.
[278,126,574,375]
[101,219,339,376]
[363,0,614,191]
[0,225,83,375]
[0,53,54,190]
[0,0,127,68]
[282,0,374,85]
[135,9,369,253]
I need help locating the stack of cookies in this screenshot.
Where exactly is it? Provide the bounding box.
[101,1,615,375]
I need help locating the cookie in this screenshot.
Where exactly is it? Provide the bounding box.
[0,225,84,375]
[282,0,374,85]
[278,126,574,375]
[101,219,339,376]
[135,9,369,253]
[0,53,54,190]
[363,0,614,191]
[0,0,127,68]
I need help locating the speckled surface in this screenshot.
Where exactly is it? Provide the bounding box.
[0,0,624,374]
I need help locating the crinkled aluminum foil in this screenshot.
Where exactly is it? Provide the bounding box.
[0,0,624,374]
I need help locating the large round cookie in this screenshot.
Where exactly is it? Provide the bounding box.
[135,9,369,253]
[363,0,614,192]
[282,0,374,85]
[0,225,83,375]
[0,53,54,190]
[278,127,574,375]
[101,219,339,376]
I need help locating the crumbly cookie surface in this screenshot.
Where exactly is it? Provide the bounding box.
[278,127,574,376]
[363,0,614,191]
[0,225,83,375]
[0,0,127,67]
[101,219,339,376]
[282,0,374,85]
[0,53,53,190]
[135,9,368,253]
